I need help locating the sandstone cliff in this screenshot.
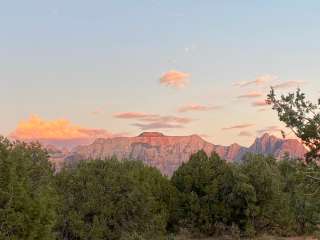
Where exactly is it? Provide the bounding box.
[64,132,306,176]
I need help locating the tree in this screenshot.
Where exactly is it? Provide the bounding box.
[240,154,294,235]
[278,159,320,234]
[171,151,256,236]
[267,88,320,163]
[0,137,57,240]
[55,159,177,240]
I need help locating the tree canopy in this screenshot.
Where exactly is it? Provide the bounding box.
[55,159,178,240]
[0,138,57,240]
[267,88,320,163]
[0,137,319,239]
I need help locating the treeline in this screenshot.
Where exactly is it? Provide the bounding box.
[0,137,320,239]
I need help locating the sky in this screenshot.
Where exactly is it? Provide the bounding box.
[1,0,320,147]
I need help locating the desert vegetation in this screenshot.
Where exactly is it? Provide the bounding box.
[1,89,320,239]
[0,138,319,239]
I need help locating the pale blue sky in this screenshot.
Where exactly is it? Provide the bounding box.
[1,1,320,146]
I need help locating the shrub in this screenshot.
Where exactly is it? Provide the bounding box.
[0,138,57,240]
[55,159,178,240]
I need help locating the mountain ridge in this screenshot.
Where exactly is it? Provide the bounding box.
[61,132,307,176]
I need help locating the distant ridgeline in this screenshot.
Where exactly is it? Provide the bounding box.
[49,132,307,176]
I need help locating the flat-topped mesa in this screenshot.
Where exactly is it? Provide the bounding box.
[138,132,165,137]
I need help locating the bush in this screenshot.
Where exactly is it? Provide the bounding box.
[171,151,256,235]
[1,136,319,239]
[0,138,57,240]
[172,151,320,237]
[278,159,320,234]
[55,159,178,240]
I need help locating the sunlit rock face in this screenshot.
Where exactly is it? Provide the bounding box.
[248,133,307,159]
[63,132,307,176]
[67,133,218,176]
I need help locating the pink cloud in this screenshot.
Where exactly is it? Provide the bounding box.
[91,108,104,115]
[238,131,253,137]
[10,115,121,148]
[114,112,158,119]
[160,70,190,89]
[133,115,193,130]
[272,80,305,90]
[252,99,268,107]
[257,126,283,135]
[132,122,184,130]
[233,74,277,87]
[237,91,263,99]
[178,103,220,113]
[139,115,193,124]
[222,124,255,130]
[115,111,193,130]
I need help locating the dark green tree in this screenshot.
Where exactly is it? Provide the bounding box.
[55,159,177,240]
[171,151,256,236]
[278,159,320,234]
[0,137,57,240]
[240,154,294,236]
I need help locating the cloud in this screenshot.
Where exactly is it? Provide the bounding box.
[237,91,263,99]
[115,111,193,130]
[139,115,193,124]
[91,108,104,115]
[222,124,255,130]
[233,75,277,87]
[10,115,119,147]
[133,115,193,130]
[114,112,158,119]
[178,103,221,113]
[132,122,184,130]
[238,131,253,137]
[257,125,283,135]
[114,112,191,124]
[252,99,268,107]
[160,70,190,89]
[272,80,305,90]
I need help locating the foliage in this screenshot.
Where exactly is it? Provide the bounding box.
[171,151,256,236]
[0,135,319,238]
[278,159,320,234]
[55,159,178,240]
[0,137,57,240]
[172,151,320,237]
[239,154,294,235]
[267,88,320,163]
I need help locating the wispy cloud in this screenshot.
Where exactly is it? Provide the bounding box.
[272,80,305,90]
[132,122,184,130]
[114,112,158,119]
[139,115,193,124]
[238,131,253,137]
[178,103,220,113]
[160,70,190,89]
[222,124,255,130]
[252,99,268,107]
[237,91,263,99]
[115,111,193,130]
[233,75,277,87]
[91,108,104,115]
[257,125,283,135]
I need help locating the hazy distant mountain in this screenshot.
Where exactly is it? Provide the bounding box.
[249,133,307,159]
[45,145,70,171]
[62,132,307,176]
